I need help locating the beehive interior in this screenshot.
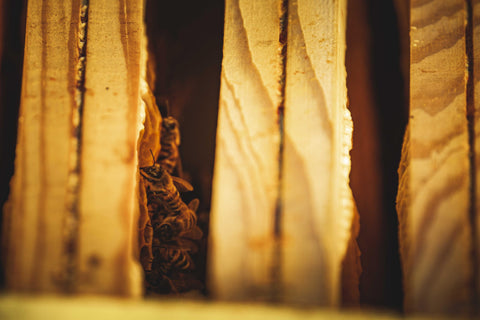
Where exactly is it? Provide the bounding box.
[138,0,407,308]
[0,0,407,312]
[137,0,224,296]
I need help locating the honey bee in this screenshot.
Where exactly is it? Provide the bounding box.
[145,245,195,293]
[140,107,203,294]
[158,116,181,174]
[154,199,201,242]
[140,159,200,241]
[153,246,194,273]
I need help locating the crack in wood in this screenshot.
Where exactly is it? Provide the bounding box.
[271,0,289,302]
[64,0,89,293]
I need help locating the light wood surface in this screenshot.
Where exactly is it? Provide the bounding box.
[209,0,354,306]
[3,0,147,296]
[77,0,144,296]
[208,0,282,301]
[397,0,472,314]
[3,0,80,292]
[473,0,480,310]
[282,0,352,306]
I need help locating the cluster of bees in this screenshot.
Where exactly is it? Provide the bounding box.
[139,116,203,294]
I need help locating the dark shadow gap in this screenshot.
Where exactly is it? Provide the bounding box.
[347,0,407,311]
[144,0,224,296]
[0,0,27,289]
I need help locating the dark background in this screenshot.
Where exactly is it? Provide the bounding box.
[0,0,27,290]
[0,0,408,311]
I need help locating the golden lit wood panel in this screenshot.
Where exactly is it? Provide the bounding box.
[209,0,354,306]
[397,0,472,314]
[2,0,147,296]
[77,0,144,296]
[208,0,282,301]
[281,0,352,306]
[474,0,480,309]
[2,0,81,292]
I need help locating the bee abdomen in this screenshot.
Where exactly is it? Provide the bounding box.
[158,116,180,174]
[158,145,179,174]
[178,211,197,230]
[161,209,197,236]
[168,248,192,270]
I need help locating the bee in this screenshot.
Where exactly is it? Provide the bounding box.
[140,157,200,241]
[145,245,194,293]
[140,107,203,294]
[158,116,181,175]
[153,246,194,273]
[154,199,202,242]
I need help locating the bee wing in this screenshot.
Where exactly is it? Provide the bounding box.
[188,198,200,212]
[181,225,203,241]
[171,176,193,192]
[176,237,199,253]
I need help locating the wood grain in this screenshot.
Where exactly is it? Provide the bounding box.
[397,0,472,313]
[77,0,144,296]
[2,0,80,292]
[209,0,354,305]
[281,0,352,306]
[208,0,282,301]
[473,0,480,310]
[2,0,147,296]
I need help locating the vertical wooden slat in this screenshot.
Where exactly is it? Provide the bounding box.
[209,0,354,305]
[3,0,146,296]
[282,0,351,306]
[473,0,480,310]
[398,0,471,314]
[209,0,281,300]
[77,0,144,296]
[3,0,78,292]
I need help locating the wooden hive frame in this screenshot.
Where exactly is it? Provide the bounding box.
[2,0,149,296]
[1,0,360,304]
[208,0,356,306]
[396,0,480,316]
[3,0,480,318]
